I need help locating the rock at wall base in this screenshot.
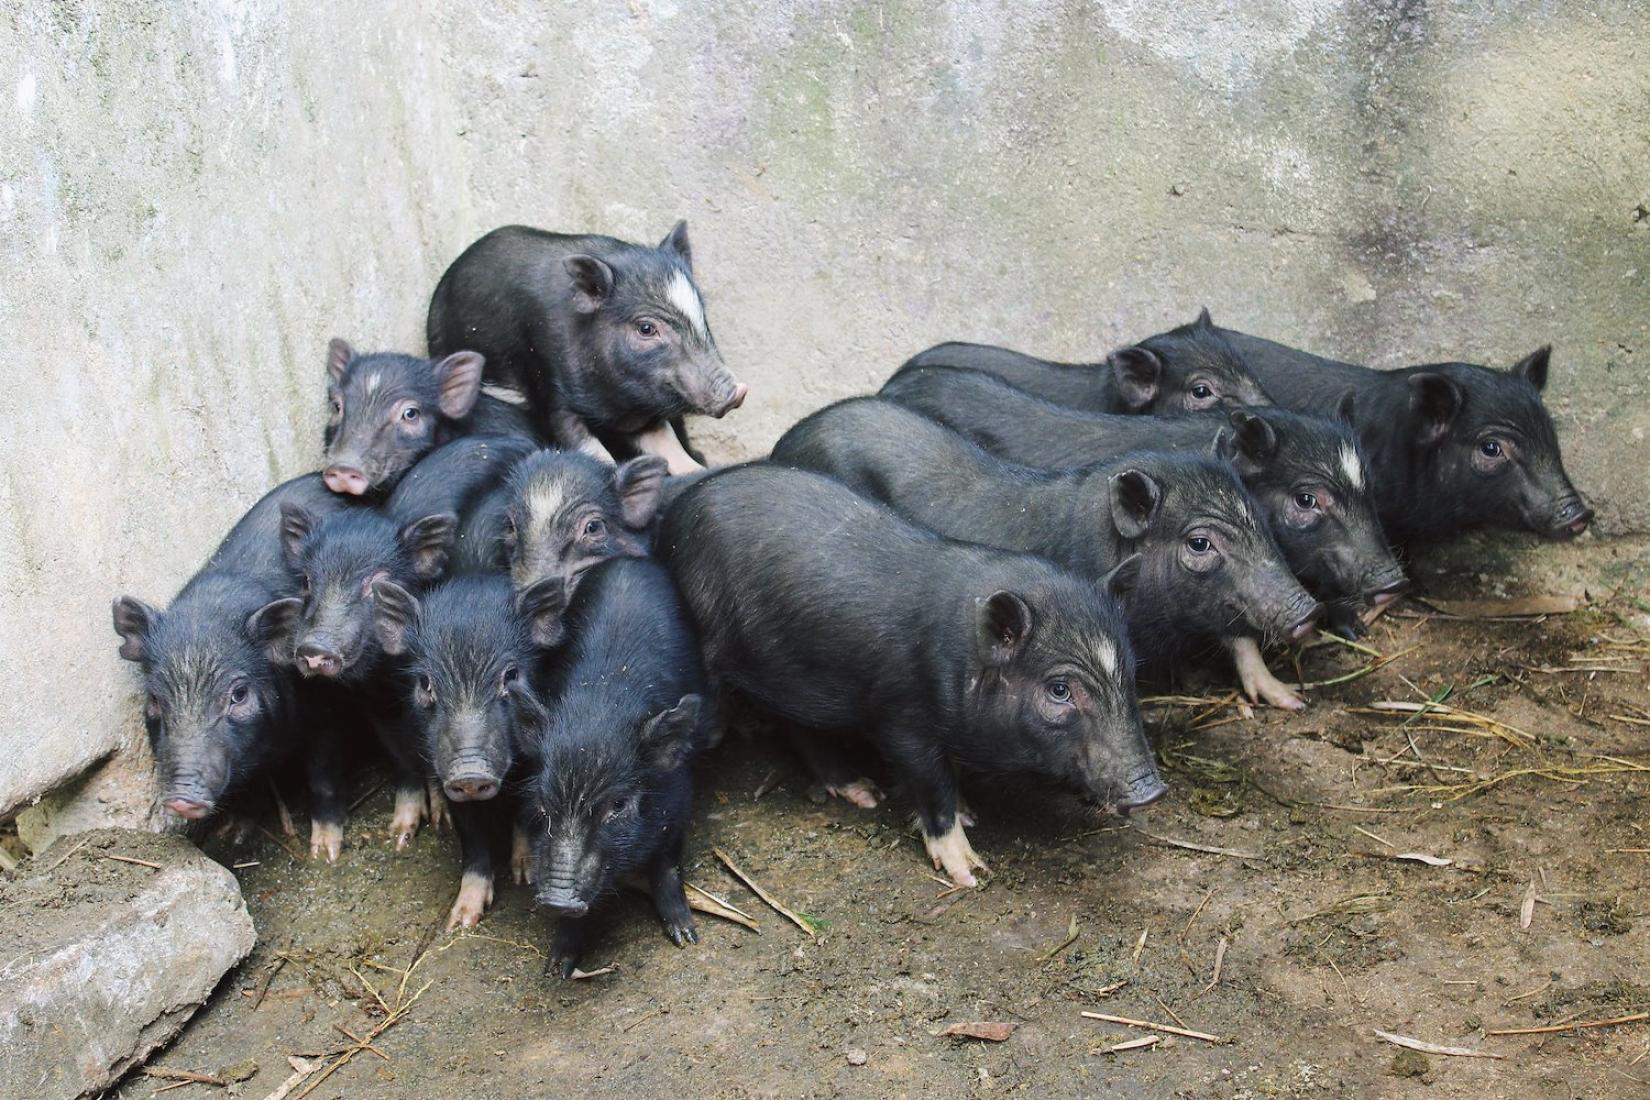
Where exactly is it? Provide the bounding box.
[0,829,256,1099]
[14,744,171,856]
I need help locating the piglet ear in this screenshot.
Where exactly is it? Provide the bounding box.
[1334,388,1357,427]
[1217,410,1280,477]
[399,512,458,580]
[246,597,302,665]
[326,338,354,384]
[1108,347,1162,412]
[565,255,615,314]
[112,596,159,663]
[639,693,701,771]
[976,590,1034,668]
[615,455,668,529]
[659,220,693,270]
[1102,553,1141,601]
[279,502,316,572]
[516,577,569,648]
[1511,345,1551,393]
[1108,468,1163,541]
[371,579,421,656]
[432,351,484,419]
[1195,306,1214,328]
[1407,372,1463,448]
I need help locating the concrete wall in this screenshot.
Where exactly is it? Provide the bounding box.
[3,1,1645,828]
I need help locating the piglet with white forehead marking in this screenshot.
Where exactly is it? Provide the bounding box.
[319,339,535,497]
[1215,326,1592,545]
[659,465,1162,888]
[427,221,746,475]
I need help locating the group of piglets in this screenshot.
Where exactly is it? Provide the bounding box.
[111,220,1590,976]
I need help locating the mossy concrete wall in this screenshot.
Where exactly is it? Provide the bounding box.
[3,2,1645,829]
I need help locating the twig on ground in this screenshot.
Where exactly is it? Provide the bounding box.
[1487,1012,1650,1037]
[249,954,287,1011]
[142,1067,228,1086]
[1131,826,1262,861]
[105,854,163,870]
[1081,1010,1223,1043]
[713,847,816,937]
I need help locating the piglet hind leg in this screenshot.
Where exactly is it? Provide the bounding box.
[632,421,705,476]
[511,820,535,885]
[649,845,699,948]
[425,778,449,830]
[1230,636,1306,711]
[789,732,884,809]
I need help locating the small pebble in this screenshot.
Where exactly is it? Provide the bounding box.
[846,1049,868,1066]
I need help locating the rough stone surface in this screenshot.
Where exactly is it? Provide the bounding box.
[2,3,1644,819]
[0,829,255,1099]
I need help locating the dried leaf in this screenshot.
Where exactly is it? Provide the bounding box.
[941,1021,1017,1042]
[1374,1030,1503,1059]
[1519,880,1537,930]
[1424,596,1581,618]
[1392,852,1453,867]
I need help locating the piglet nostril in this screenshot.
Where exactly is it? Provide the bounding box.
[323,465,369,496]
[1289,604,1325,641]
[444,776,498,802]
[1367,579,1410,608]
[729,382,748,409]
[164,797,210,820]
[296,644,342,677]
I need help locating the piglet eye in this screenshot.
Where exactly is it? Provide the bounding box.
[1190,383,1214,400]
[417,674,434,696]
[228,683,250,706]
[1187,536,1212,554]
[636,320,658,338]
[1046,680,1072,703]
[583,518,606,539]
[1479,439,1502,458]
[608,797,628,818]
[1295,492,1318,511]
[330,398,342,416]
[402,406,421,422]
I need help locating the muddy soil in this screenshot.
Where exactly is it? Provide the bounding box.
[107,596,1649,1100]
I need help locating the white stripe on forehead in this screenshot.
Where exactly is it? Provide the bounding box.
[1094,636,1118,678]
[665,269,709,341]
[1339,444,1364,491]
[527,481,565,522]
[365,371,382,395]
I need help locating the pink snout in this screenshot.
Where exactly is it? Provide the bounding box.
[323,464,370,496]
[164,797,211,820]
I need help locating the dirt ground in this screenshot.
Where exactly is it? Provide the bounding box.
[109,585,1649,1100]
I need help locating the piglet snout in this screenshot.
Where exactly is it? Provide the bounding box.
[296,643,343,678]
[163,797,211,820]
[1552,498,1593,538]
[1117,772,1168,814]
[1367,579,1410,608]
[444,774,498,802]
[1288,604,1325,642]
[322,464,370,496]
